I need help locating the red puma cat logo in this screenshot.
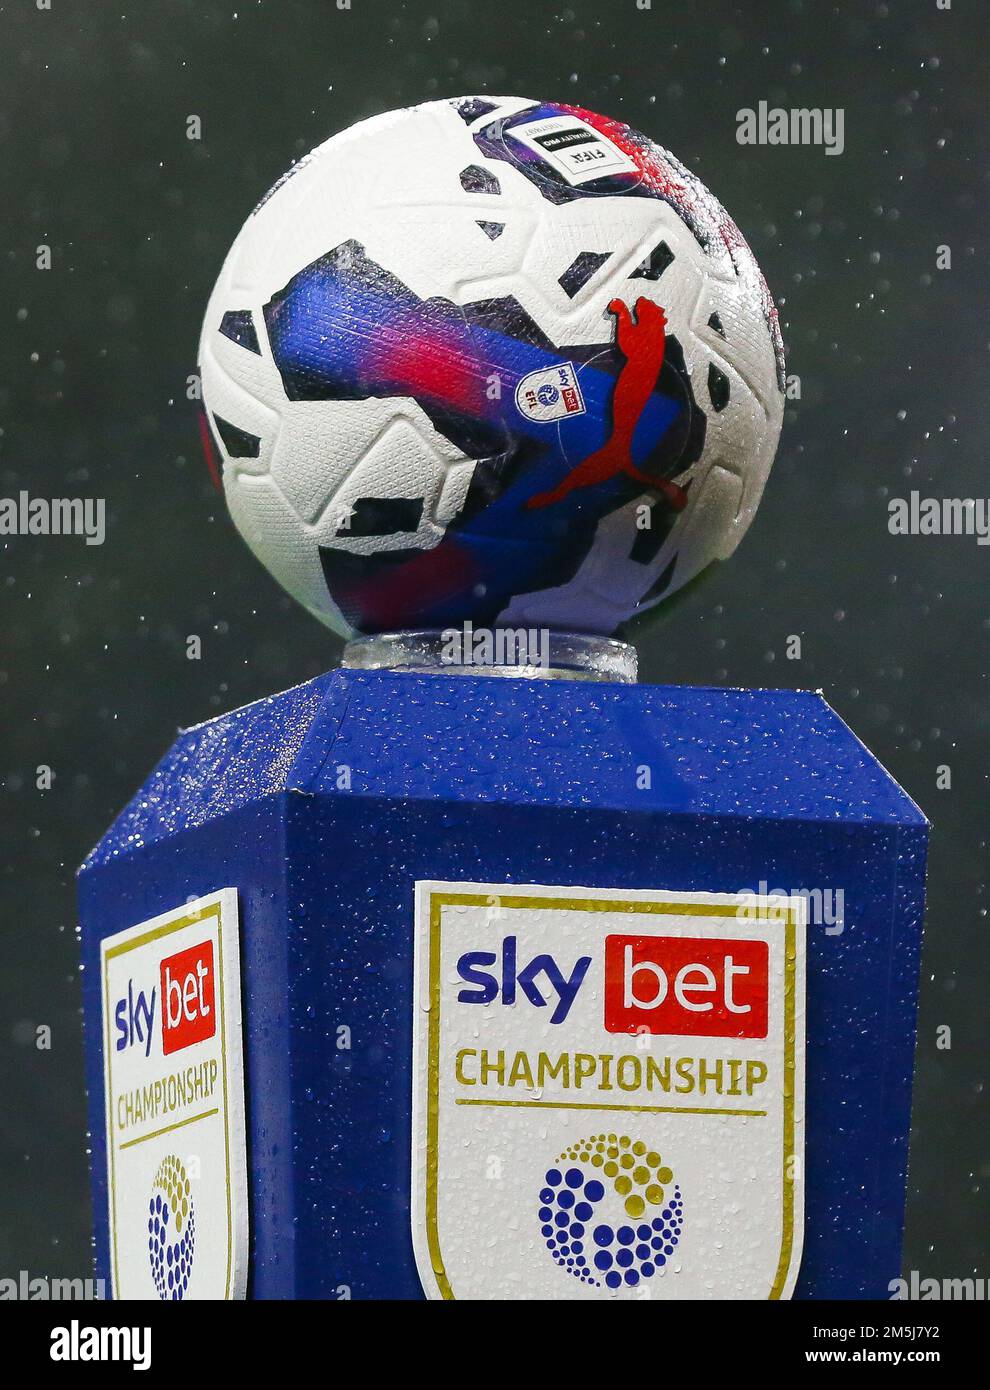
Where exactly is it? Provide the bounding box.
[527,298,689,511]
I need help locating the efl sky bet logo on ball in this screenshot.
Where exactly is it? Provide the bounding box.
[413,882,805,1300]
[100,890,248,1300]
[515,362,586,423]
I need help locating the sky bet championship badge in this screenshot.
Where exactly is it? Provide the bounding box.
[98,890,248,1300]
[412,883,806,1300]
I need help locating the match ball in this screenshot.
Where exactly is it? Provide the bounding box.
[199,96,785,638]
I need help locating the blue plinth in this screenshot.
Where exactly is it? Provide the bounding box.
[78,670,927,1299]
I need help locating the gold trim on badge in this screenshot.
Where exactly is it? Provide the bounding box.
[102,901,234,1300]
[423,891,800,1302]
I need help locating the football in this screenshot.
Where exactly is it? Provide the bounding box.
[199,96,785,639]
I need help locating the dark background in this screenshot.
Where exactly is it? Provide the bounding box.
[1,0,986,1285]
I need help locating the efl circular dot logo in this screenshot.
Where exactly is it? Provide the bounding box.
[148,1155,196,1300]
[538,1134,684,1292]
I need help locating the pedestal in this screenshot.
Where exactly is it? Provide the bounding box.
[79,669,927,1299]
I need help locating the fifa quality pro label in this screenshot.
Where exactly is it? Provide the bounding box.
[412,882,806,1300]
[506,112,640,186]
[99,890,248,1300]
